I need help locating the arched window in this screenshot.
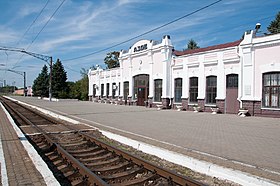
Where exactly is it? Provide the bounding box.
[174,78,182,103]
[206,76,217,104]
[189,77,198,103]
[154,79,162,102]
[263,72,280,108]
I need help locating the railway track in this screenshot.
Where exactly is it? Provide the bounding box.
[0,96,205,186]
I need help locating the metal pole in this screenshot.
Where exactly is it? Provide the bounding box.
[49,57,52,101]
[24,72,26,97]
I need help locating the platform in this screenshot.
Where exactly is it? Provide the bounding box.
[0,103,59,186]
[7,96,280,185]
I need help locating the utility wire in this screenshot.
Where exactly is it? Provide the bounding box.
[12,0,66,69]
[63,0,223,61]
[26,0,66,51]
[16,0,50,46]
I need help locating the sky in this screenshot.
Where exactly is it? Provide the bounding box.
[0,0,279,88]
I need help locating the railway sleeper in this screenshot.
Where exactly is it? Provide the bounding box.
[72,149,107,159]
[60,140,88,147]
[94,161,131,175]
[71,178,86,186]
[102,167,144,183]
[78,152,113,162]
[58,137,85,144]
[67,146,100,154]
[85,156,120,168]
[73,148,106,158]
[111,172,159,186]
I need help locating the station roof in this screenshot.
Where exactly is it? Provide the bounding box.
[173,40,242,56]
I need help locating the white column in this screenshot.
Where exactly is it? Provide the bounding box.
[109,71,112,97]
[104,82,107,97]
[182,59,189,99]
[148,50,154,98]
[162,48,171,98]
[128,57,133,98]
[241,47,253,100]
[197,57,205,99]
[119,60,124,97]
[216,52,225,99]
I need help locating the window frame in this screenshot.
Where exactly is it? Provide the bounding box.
[101,84,104,98]
[123,81,129,100]
[154,79,162,102]
[174,78,182,103]
[206,76,217,104]
[189,77,198,103]
[262,72,280,108]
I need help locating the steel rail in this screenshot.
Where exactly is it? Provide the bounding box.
[1,97,109,186]
[1,97,205,186]
[81,132,205,186]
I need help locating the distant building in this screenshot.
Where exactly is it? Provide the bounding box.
[88,31,280,117]
[13,89,24,95]
[27,86,33,96]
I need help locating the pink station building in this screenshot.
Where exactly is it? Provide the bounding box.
[88,30,280,117]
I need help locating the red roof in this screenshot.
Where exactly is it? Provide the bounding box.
[173,40,241,56]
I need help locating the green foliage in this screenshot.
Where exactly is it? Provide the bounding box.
[184,39,200,50]
[104,51,120,69]
[0,86,16,94]
[268,11,280,34]
[67,76,88,101]
[188,39,200,49]
[32,61,89,100]
[32,65,49,97]
[51,59,68,98]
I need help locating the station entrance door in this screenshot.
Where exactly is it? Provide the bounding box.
[133,74,149,106]
[226,74,239,114]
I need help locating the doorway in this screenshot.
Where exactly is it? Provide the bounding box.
[133,74,149,106]
[226,74,239,114]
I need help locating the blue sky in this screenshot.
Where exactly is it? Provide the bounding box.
[0,0,279,87]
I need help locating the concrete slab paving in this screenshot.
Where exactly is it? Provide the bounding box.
[10,96,280,184]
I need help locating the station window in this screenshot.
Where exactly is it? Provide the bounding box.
[174,78,182,103]
[189,77,198,103]
[112,83,116,98]
[263,72,280,108]
[93,84,96,97]
[123,82,129,100]
[154,79,162,102]
[106,83,109,98]
[101,84,104,98]
[118,82,121,96]
[206,76,217,104]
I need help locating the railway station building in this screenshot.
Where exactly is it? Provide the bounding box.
[88,31,280,117]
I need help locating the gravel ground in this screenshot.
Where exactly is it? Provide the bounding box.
[85,130,240,186]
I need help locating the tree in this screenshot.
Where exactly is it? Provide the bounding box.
[268,11,280,34]
[67,68,89,101]
[185,39,200,50]
[104,51,120,69]
[51,59,68,98]
[32,65,49,97]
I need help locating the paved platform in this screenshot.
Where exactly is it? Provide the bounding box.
[9,96,280,185]
[0,103,47,186]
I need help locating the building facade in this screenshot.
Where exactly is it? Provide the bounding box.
[88,31,280,117]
